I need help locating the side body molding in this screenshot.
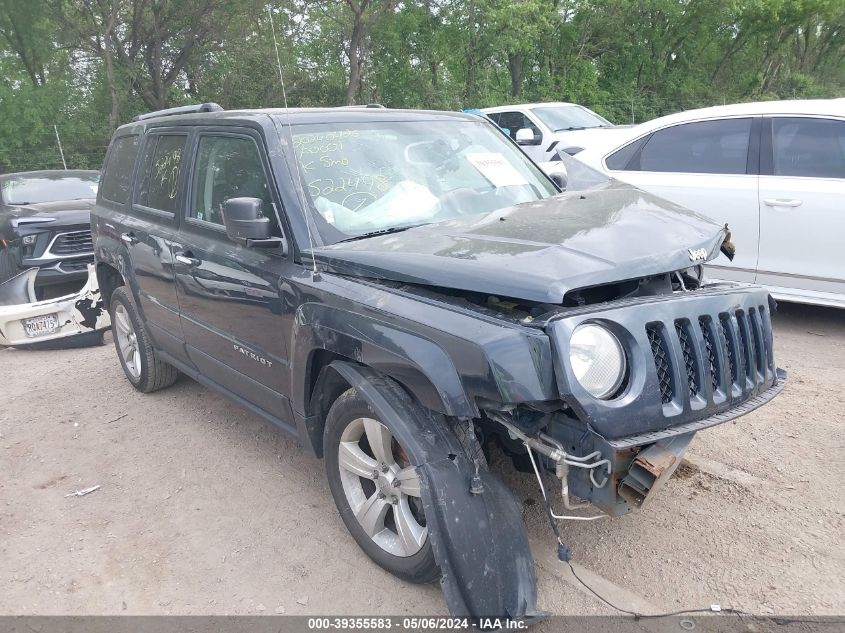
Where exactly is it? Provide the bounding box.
[329,362,546,623]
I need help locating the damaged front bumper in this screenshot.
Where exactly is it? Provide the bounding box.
[503,368,787,519]
[0,264,110,347]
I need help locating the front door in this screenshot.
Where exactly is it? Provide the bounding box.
[756,116,845,304]
[173,130,295,425]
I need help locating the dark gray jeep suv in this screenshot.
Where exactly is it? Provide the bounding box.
[92,104,785,621]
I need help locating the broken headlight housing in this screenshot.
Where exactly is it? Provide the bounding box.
[569,323,626,399]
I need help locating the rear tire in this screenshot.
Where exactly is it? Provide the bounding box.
[109,287,178,392]
[324,388,439,584]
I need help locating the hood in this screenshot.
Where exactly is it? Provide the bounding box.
[7,199,94,230]
[309,181,726,304]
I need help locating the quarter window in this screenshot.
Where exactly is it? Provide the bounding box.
[136,135,188,213]
[100,135,140,204]
[190,136,276,231]
[772,117,845,179]
[634,118,752,174]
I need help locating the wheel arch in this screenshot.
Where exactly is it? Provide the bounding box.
[293,305,479,455]
[95,262,125,309]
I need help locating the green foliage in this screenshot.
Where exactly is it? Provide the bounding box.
[0,0,842,172]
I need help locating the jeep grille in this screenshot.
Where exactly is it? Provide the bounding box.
[646,305,773,405]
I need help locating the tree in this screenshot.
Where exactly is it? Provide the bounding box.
[54,0,242,112]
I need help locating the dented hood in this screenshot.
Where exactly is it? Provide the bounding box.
[310,181,726,304]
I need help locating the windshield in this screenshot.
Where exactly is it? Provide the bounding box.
[531,105,611,132]
[1,174,99,205]
[287,119,557,244]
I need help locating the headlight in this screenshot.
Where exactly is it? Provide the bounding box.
[569,324,626,399]
[22,234,37,246]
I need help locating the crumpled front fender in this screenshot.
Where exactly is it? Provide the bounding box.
[330,361,547,623]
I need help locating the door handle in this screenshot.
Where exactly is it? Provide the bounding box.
[174,252,201,267]
[763,198,802,208]
[120,232,139,245]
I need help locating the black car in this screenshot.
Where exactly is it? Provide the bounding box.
[0,170,100,299]
[92,104,785,622]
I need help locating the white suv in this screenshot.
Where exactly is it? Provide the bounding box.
[572,99,845,309]
[481,102,620,163]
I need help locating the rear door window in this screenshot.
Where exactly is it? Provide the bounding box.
[772,117,845,179]
[136,134,189,213]
[633,118,752,174]
[100,135,140,203]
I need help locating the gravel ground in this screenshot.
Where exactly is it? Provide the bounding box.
[0,301,842,618]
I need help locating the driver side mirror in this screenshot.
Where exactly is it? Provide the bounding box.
[516,127,541,146]
[223,197,284,250]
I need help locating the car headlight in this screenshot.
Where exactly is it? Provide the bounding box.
[22,234,37,246]
[569,324,626,399]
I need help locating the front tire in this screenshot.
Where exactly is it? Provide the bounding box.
[324,388,438,584]
[109,287,178,393]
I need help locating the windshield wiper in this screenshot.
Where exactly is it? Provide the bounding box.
[336,223,431,243]
[554,126,588,132]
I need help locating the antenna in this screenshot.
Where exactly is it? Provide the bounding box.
[267,4,319,275]
[54,125,68,170]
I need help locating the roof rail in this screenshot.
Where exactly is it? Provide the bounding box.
[133,102,224,122]
[337,103,386,109]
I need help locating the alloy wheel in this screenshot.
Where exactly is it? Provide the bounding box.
[337,417,427,557]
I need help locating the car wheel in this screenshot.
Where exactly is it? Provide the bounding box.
[109,287,178,393]
[0,247,18,285]
[324,388,439,584]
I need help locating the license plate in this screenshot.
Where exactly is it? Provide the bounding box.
[23,314,59,338]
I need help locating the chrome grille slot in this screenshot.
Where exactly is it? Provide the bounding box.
[646,323,673,404]
[51,230,93,255]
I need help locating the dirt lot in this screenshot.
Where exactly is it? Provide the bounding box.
[1,301,843,618]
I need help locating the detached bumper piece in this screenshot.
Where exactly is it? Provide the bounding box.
[617,433,694,508]
[0,264,110,348]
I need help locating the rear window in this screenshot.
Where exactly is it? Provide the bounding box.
[136,134,188,213]
[100,135,140,204]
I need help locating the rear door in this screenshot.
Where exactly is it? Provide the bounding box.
[756,115,845,304]
[173,128,295,425]
[118,130,189,360]
[605,117,760,283]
